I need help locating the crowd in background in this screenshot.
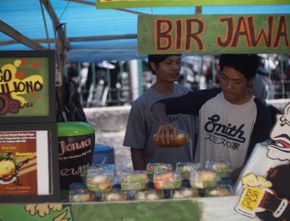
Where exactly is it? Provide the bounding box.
[64,54,290,108]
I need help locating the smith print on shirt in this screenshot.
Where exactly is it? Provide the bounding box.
[204,114,246,151]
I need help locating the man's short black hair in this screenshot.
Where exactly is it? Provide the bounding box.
[148,54,181,65]
[148,54,181,75]
[219,54,261,81]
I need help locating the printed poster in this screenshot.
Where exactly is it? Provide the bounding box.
[0,130,50,196]
[235,102,290,221]
[0,56,50,117]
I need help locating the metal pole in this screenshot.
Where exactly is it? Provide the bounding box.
[129,60,139,101]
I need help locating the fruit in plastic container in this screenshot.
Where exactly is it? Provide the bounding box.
[121,171,148,191]
[153,171,182,190]
[190,169,217,189]
[176,162,200,180]
[206,161,231,179]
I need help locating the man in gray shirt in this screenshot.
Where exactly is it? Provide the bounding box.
[123,54,196,170]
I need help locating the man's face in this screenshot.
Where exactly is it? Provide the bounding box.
[218,66,253,104]
[151,56,181,83]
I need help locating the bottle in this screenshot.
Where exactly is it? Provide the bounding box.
[153,130,187,148]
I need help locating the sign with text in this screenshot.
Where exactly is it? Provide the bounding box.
[138,14,290,54]
[0,51,55,123]
[0,123,60,203]
[96,0,289,8]
[234,102,290,220]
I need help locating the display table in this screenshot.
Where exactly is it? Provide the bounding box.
[0,196,259,221]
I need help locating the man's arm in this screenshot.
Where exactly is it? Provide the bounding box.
[131,148,146,170]
[151,88,221,125]
[151,89,220,146]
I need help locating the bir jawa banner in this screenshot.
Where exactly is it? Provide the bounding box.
[96,0,289,9]
[138,14,289,55]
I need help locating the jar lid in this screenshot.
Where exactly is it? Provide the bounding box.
[57,122,95,137]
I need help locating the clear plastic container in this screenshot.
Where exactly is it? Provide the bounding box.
[205,161,232,179]
[153,171,182,190]
[153,130,188,148]
[103,190,128,201]
[136,189,160,200]
[85,167,114,192]
[189,169,218,190]
[69,188,96,202]
[172,187,199,199]
[146,163,173,180]
[205,184,233,197]
[176,162,201,180]
[82,164,115,177]
[120,170,148,191]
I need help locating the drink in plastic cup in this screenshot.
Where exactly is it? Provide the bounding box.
[235,187,266,217]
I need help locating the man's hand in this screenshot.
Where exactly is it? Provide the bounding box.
[154,123,177,146]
